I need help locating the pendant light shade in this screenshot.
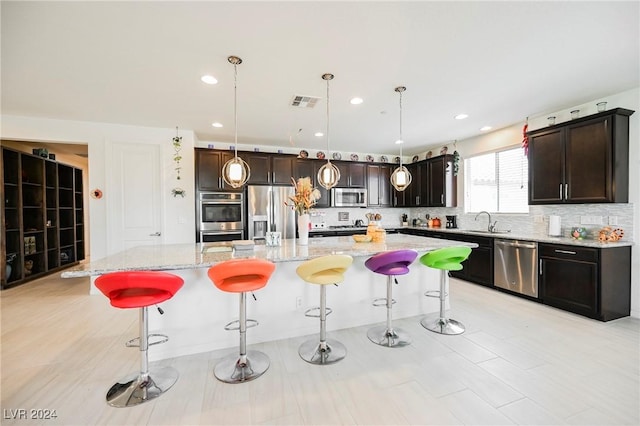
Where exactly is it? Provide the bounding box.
[317,73,341,190]
[222,55,250,188]
[390,86,412,192]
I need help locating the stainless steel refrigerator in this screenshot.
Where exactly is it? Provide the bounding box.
[247,185,296,241]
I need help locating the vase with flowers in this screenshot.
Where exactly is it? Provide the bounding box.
[286,177,321,245]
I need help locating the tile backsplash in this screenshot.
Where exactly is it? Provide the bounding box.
[313,203,634,241]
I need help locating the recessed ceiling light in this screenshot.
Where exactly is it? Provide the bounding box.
[212,122,223,128]
[480,126,492,131]
[201,75,218,85]
[454,113,469,120]
[314,132,324,137]
[395,139,404,145]
[350,97,363,105]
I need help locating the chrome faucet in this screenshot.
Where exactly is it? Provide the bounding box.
[475,210,497,232]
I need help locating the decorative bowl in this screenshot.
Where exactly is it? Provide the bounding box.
[352,234,372,243]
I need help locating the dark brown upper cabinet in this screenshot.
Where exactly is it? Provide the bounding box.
[528,108,633,204]
[366,164,392,207]
[245,153,294,185]
[195,149,240,192]
[293,159,330,208]
[427,154,457,207]
[334,161,366,187]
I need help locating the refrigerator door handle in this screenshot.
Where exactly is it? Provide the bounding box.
[269,189,275,232]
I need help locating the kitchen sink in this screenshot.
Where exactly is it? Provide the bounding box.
[463,229,512,235]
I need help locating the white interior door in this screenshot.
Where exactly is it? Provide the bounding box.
[110,142,162,252]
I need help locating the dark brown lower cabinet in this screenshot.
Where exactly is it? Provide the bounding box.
[399,229,494,287]
[446,234,494,287]
[539,243,631,321]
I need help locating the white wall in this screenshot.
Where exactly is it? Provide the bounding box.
[0,116,197,262]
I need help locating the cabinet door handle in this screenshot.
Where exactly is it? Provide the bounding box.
[416,196,420,205]
[441,194,444,204]
[559,184,563,200]
[539,259,543,275]
[149,232,161,237]
[555,249,576,255]
[565,183,568,200]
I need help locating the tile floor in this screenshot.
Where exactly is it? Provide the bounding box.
[1,272,638,425]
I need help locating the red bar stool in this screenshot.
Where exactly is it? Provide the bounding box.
[419,246,472,335]
[296,254,353,365]
[207,259,276,383]
[364,249,418,347]
[95,271,184,407]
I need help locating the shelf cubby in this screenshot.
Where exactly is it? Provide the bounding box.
[2,147,85,288]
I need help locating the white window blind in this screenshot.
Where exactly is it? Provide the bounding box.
[464,147,529,213]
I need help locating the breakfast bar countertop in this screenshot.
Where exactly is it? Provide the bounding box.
[61,234,476,278]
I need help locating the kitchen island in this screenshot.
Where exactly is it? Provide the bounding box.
[62,235,476,360]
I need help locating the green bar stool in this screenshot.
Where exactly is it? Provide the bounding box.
[419,246,472,335]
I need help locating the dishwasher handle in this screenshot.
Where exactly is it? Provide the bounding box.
[495,240,537,249]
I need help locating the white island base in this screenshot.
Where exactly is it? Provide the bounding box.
[62,235,475,361]
[147,258,442,361]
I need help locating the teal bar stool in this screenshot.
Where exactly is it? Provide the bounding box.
[419,246,472,335]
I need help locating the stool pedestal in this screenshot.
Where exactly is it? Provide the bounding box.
[367,275,411,347]
[215,292,269,383]
[299,285,346,365]
[421,271,465,335]
[107,306,179,407]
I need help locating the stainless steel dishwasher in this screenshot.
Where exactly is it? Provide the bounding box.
[494,239,538,297]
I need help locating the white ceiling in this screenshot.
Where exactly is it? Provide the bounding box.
[2,1,639,156]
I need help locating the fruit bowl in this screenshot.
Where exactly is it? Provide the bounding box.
[352,234,372,243]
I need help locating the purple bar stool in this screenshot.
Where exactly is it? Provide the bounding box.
[364,249,418,347]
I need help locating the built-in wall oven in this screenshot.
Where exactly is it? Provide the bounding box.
[197,192,244,242]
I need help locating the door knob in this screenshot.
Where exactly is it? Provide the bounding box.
[149,232,161,236]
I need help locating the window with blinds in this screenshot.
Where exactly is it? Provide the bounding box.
[464,147,529,213]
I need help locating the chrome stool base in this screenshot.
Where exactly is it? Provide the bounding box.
[421,316,465,335]
[214,350,270,383]
[298,338,346,365]
[367,325,412,347]
[106,366,178,408]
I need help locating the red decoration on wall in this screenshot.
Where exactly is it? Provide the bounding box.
[91,189,103,199]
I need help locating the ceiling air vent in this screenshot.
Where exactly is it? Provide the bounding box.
[291,95,320,108]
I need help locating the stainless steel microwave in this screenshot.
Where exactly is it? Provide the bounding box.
[331,188,367,207]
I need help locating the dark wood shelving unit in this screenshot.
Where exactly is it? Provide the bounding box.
[1,147,85,289]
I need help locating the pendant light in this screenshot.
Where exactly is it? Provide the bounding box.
[390,86,412,191]
[222,55,250,188]
[317,73,340,190]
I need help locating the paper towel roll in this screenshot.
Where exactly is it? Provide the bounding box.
[549,215,561,236]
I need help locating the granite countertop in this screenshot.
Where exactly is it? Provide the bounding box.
[61,234,477,278]
[401,226,633,248]
[311,225,632,248]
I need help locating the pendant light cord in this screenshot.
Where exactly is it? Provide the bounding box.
[326,77,330,157]
[324,73,333,160]
[233,62,238,159]
[399,89,403,168]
